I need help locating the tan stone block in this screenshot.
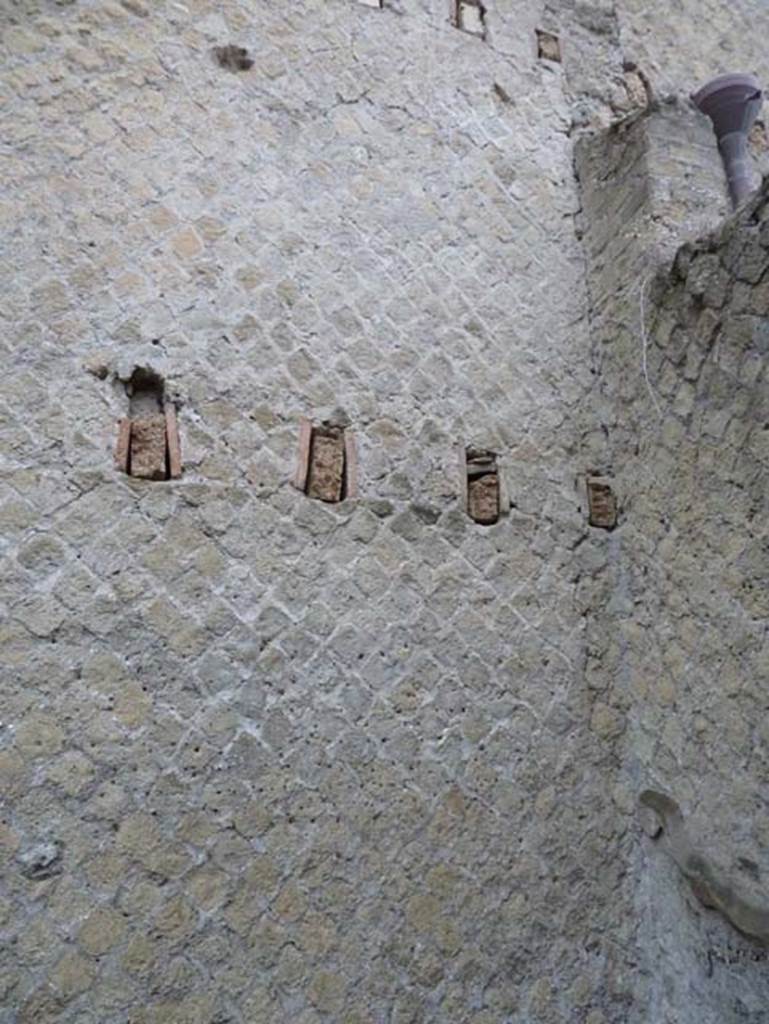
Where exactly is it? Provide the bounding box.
[171,227,203,259]
[297,913,336,957]
[195,216,227,241]
[50,950,96,1000]
[590,702,625,740]
[308,970,346,1014]
[130,414,167,480]
[187,868,230,912]
[66,45,104,72]
[273,881,307,922]
[4,27,46,54]
[154,896,198,943]
[86,853,129,888]
[116,812,161,857]
[113,271,145,296]
[15,713,65,759]
[0,820,20,856]
[405,892,440,931]
[306,428,345,502]
[122,934,156,975]
[114,681,152,728]
[46,751,95,796]
[0,749,27,798]
[147,205,178,234]
[78,907,127,956]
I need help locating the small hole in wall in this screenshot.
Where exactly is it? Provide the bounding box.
[213,44,254,72]
[115,368,182,481]
[294,417,358,503]
[536,28,561,63]
[465,448,499,525]
[586,476,617,530]
[126,367,164,417]
[453,0,486,38]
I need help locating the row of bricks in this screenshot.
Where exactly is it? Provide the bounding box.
[114,414,616,528]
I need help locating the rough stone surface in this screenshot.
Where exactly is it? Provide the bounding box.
[306,430,345,503]
[129,414,167,480]
[467,474,499,525]
[17,842,63,881]
[580,138,769,1022]
[1,1,768,1022]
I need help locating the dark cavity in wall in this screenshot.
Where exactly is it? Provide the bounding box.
[126,367,164,416]
[213,45,254,72]
[466,448,499,524]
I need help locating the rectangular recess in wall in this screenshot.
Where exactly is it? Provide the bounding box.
[453,0,486,37]
[115,405,182,481]
[587,476,617,529]
[536,29,561,62]
[294,418,357,503]
[465,447,499,525]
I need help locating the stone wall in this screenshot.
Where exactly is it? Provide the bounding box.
[580,140,769,1021]
[0,2,626,1022]
[1,0,767,1022]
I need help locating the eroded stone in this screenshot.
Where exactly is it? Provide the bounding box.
[130,415,167,480]
[306,429,345,502]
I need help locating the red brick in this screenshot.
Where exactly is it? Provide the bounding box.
[165,405,182,479]
[115,418,131,474]
[343,431,358,499]
[293,417,313,491]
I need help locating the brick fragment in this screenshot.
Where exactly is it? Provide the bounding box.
[293,418,313,491]
[343,431,358,499]
[306,429,345,503]
[165,405,182,479]
[587,478,617,529]
[130,414,167,480]
[115,418,131,474]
